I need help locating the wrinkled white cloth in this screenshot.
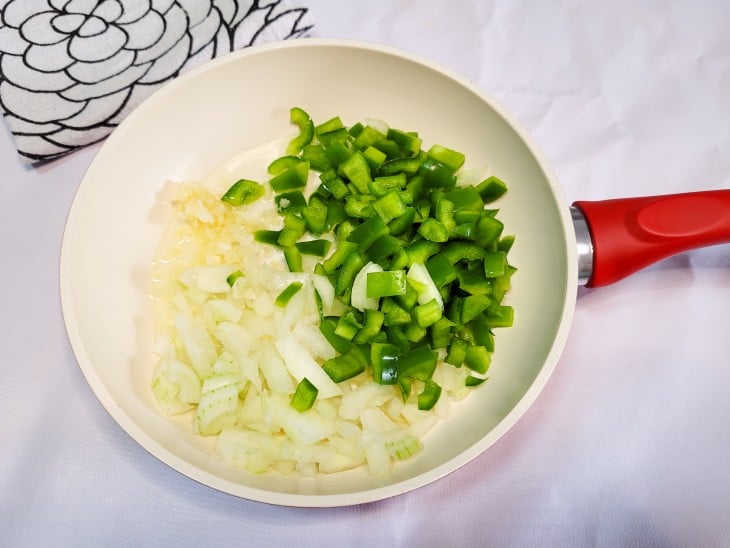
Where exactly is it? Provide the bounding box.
[0,0,312,163]
[1,1,729,547]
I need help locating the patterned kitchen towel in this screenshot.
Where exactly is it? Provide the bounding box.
[0,0,313,164]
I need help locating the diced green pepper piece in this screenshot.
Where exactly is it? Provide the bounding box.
[340,151,372,194]
[474,213,504,248]
[464,345,491,374]
[269,161,310,193]
[346,215,389,253]
[277,214,307,247]
[404,239,442,266]
[323,241,358,274]
[295,239,331,257]
[353,309,385,344]
[344,194,375,218]
[442,241,486,263]
[445,186,484,212]
[373,190,408,223]
[406,174,428,201]
[466,315,495,350]
[275,282,303,307]
[320,175,350,201]
[334,310,363,340]
[286,107,314,155]
[387,206,416,236]
[450,222,477,240]
[335,252,366,296]
[417,218,450,243]
[483,251,507,278]
[389,248,409,271]
[253,229,282,246]
[386,128,422,156]
[398,346,438,381]
[319,317,353,354]
[275,191,307,214]
[318,127,349,146]
[226,270,244,287]
[365,234,400,265]
[456,265,492,296]
[465,375,487,387]
[487,304,514,328]
[322,351,366,383]
[354,125,386,150]
[425,253,458,287]
[315,116,344,135]
[366,270,407,298]
[398,376,412,400]
[290,378,318,412]
[368,173,407,196]
[221,179,264,206]
[434,198,456,231]
[385,326,411,353]
[381,298,412,326]
[476,175,508,203]
[301,195,328,235]
[418,157,456,190]
[426,144,465,172]
[460,294,492,324]
[324,139,352,167]
[370,342,399,385]
[417,379,442,410]
[429,316,455,349]
[413,298,443,328]
[268,155,301,175]
[394,280,419,310]
[363,146,387,171]
[301,144,331,172]
[348,122,364,137]
[498,234,516,253]
[372,138,401,159]
[445,338,468,366]
[283,245,303,273]
[453,210,480,224]
[379,156,423,176]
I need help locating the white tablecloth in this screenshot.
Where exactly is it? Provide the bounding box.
[2,2,729,546]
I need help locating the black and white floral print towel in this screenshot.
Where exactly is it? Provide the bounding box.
[0,0,313,164]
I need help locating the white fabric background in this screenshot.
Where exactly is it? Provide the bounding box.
[1,1,729,546]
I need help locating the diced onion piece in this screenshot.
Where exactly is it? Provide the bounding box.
[216,429,281,474]
[406,263,443,309]
[351,262,383,311]
[274,334,342,399]
[213,321,257,362]
[194,374,244,435]
[310,274,335,313]
[455,163,491,187]
[339,383,394,421]
[267,393,337,445]
[180,265,239,293]
[293,323,336,362]
[385,433,422,461]
[360,407,399,434]
[257,343,295,394]
[174,314,217,377]
[151,356,201,415]
[364,441,391,479]
[364,118,390,136]
[204,299,242,323]
[211,350,239,375]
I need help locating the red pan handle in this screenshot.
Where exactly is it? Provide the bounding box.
[572,190,730,287]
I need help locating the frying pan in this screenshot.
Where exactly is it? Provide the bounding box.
[59,38,730,506]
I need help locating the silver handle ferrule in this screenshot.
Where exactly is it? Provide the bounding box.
[571,206,594,286]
